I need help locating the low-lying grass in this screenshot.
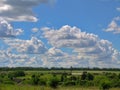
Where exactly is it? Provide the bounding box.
[0,85,120,90]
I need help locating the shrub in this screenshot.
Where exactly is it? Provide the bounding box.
[38,78,46,86]
[86,73,94,80]
[47,77,59,88]
[15,70,25,77]
[99,80,111,90]
[22,78,32,85]
[118,73,120,79]
[94,75,108,86]
[81,71,87,80]
[70,75,77,81]
[31,74,39,85]
[111,79,120,87]
[79,80,87,86]
[8,70,25,79]
[61,74,67,82]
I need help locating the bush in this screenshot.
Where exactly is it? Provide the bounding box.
[111,79,120,87]
[94,75,109,86]
[47,77,59,88]
[15,70,25,77]
[31,74,39,85]
[79,80,87,86]
[22,78,32,85]
[99,80,111,90]
[118,73,120,79]
[38,78,46,86]
[61,74,67,82]
[81,71,87,80]
[70,75,77,81]
[81,72,94,81]
[8,71,25,79]
[86,73,94,80]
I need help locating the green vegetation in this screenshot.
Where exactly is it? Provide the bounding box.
[0,67,120,90]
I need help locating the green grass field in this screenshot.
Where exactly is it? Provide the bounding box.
[25,70,120,73]
[0,85,120,90]
[0,70,120,90]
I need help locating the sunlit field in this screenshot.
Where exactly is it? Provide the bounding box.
[0,68,120,90]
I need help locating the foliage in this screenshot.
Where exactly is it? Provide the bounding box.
[31,74,39,85]
[38,77,46,86]
[118,73,120,79]
[99,80,111,90]
[94,75,109,86]
[0,69,120,90]
[47,76,59,88]
[81,71,94,81]
[8,70,25,80]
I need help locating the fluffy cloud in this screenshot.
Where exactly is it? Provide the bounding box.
[4,37,47,54]
[42,25,120,68]
[0,49,44,67]
[0,25,120,68]
[47,47,67,57]
[0,49,29,67]
[32,28,39,33]
[0,0,54,22]
[42,25,100,48]
[0,19,23,38]
[105,17,120,34]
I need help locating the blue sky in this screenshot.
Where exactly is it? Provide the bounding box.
[0,0,120,68]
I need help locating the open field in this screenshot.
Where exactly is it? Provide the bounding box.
[0,69,120,90]
[25,70,120,74]
[0,85,120,90]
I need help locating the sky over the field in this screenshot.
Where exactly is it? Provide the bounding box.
[0,0,120,68]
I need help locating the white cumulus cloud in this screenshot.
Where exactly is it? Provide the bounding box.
[41,25,120,68]
[0,19,23,38]
[0,0,54,22]
[105,17,120,34]
[4,37,47,54]
[1,25,120,68]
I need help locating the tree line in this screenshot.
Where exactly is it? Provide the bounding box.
[0,67,120,71]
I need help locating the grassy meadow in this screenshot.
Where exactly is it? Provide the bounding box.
[0,85,120,90]
[0,68,120,90]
